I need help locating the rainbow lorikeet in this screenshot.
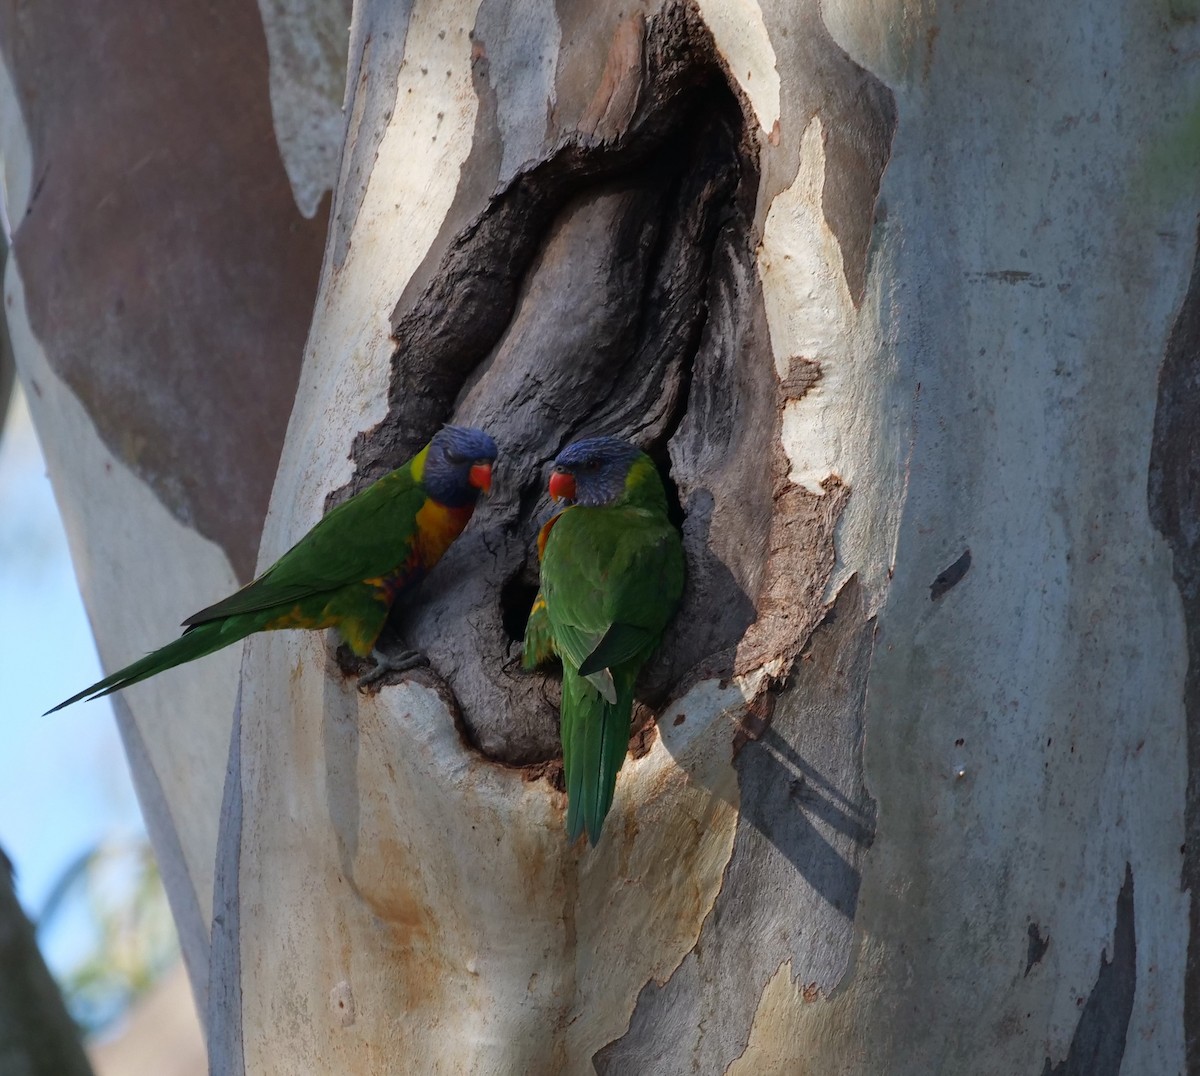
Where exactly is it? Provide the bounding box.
[48,426,498,713]
[523,437,684,845]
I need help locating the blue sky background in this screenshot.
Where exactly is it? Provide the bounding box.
[0,384,148,979]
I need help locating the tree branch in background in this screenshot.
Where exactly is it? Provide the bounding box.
[0,847,94,1076]
[0,242,14,441]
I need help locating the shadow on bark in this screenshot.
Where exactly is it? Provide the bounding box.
[1041,865,1135,1076]
[1148,219,1200,1074]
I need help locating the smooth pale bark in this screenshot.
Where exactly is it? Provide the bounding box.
[0,0,329,1019]
[3,1,1199,1073]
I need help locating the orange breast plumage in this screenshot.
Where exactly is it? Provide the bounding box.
[415,498,476,568]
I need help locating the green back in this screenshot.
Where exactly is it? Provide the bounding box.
[539,455,684,675]
[184,456,429,626]
[535,452,685,844]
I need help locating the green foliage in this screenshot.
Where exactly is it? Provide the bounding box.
[37,840,179,1036]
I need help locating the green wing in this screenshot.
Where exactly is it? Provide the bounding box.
[542,505,684,674]
[184,465,428,626]
[540,502,684,844]
[578,623,657,677]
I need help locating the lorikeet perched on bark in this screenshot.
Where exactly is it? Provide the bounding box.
[48,426,498,713]
[523,437,684,845]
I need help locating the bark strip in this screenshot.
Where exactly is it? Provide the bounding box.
[1148,221,1200,1074]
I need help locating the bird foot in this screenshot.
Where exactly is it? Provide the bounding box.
[357,648,430,690]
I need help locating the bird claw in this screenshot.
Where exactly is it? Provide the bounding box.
[357,648,430,690]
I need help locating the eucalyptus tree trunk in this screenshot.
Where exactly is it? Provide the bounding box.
[2,1,1198,1073]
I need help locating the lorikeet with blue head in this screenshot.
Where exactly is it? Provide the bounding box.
[523,436,685,845]
[48,425,498,713]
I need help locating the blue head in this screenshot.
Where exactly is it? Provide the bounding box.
[424,426,498,507]
[549,436,644,507]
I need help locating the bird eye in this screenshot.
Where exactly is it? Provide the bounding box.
[444,450,465,465]
[582,459,601,471]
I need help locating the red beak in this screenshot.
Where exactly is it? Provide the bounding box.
[469,462,493,494]
[548,470,576,502]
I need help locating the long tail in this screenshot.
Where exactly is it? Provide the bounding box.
[46,617,251,714]
[561,664,636,845]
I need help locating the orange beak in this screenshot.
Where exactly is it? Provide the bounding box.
[469,461,493,494]
[548,469,576,502]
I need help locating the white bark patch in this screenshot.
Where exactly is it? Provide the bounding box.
[328,979,355,1026]
[475,0,561,183]
[265,0,484,555]
[256,0,352,218]
[758,116,906,607]
[693,0,780,135]
[759,117,855,479]
[3,261,239,948]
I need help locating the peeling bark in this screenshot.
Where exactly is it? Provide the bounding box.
[596,579,876,1072]
[1041,865,1136,1076]
[1149,219,1200,1075]
[6,0,1198,1071]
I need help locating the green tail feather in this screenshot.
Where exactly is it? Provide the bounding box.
[46,617,253,714]
[561,665,636,845]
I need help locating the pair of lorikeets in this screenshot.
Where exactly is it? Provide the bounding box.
[49,426,685,846]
